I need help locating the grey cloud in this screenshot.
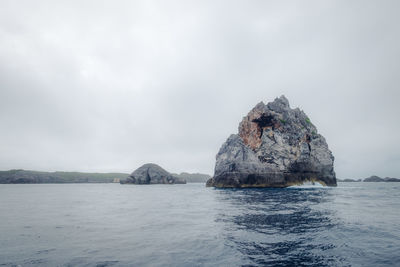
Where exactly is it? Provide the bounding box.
[0,0,399,178]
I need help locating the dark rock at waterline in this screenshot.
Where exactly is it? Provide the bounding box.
[206,96,336,188]
[121,163,186,184]
[337,178,361,182]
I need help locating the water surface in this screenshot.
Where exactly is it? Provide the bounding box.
[0,183,399,266]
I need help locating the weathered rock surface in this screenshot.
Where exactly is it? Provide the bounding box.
[206,96,336,188]
[121,163,186,184]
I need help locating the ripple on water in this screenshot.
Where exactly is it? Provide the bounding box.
[0,183,399,266]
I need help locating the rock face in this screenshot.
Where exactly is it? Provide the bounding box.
[121,163,186,184]
[206,96,336,188]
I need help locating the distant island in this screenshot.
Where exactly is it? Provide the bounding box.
[0,169,129,183]
[0,169,210,184]
[119,163,212,184]
[121,163,186,184]
[337,176,400,182]
[363,175,400,182]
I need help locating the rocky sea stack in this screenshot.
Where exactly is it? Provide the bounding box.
[206,96,336,188]
[121,163,186,184]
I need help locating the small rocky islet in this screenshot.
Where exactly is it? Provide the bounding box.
[121,163,186,184]
[206,95,337,188]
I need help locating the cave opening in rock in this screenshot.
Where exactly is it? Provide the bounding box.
[252,114,275,127]
[252,114,276,138]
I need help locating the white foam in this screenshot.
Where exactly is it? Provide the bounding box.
[289,181,325,188]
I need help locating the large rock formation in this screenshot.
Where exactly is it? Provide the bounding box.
[206,96,336,188]
[121,163,186,184]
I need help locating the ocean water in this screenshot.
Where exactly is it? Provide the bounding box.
[0,183,399,267]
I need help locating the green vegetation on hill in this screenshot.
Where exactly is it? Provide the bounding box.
[0,169,129,183]
[172,172,211,183]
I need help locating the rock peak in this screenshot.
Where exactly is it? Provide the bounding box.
[266,95,291,113]
[276,95,290,106]
[254,101,265,108]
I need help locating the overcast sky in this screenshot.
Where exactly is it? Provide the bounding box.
[0,0,399,178]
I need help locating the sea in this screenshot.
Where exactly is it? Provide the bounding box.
[0,182,399,267]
